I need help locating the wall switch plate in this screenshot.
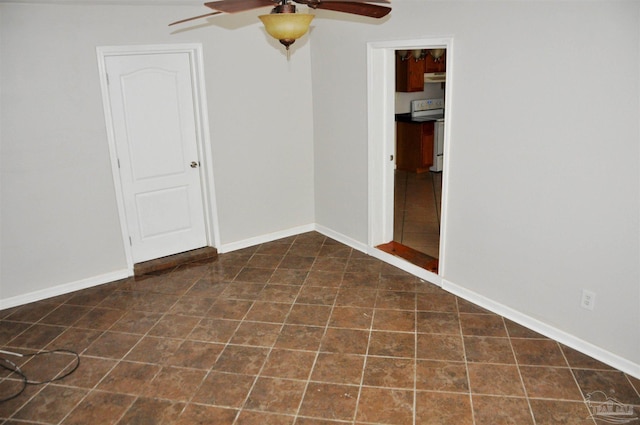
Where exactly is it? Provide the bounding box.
[580,289,596,311]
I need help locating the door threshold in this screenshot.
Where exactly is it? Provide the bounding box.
[134,247,218,277]
[376,241,438,273]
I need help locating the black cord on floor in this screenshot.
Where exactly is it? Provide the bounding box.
[0,349,80,402]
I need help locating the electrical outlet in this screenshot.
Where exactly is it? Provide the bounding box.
[580,289,596,311]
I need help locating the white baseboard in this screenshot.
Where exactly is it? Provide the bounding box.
[0,269,131,310]
[442,278,640,379]
[2,225,637,380]
[1,224,321,309]
[217,224,316,253]
[313,227,640,379]
[313,224,369,254]
[368,248,442,286]
[312,226,443,286]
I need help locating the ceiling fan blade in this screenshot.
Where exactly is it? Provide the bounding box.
[204,0,275,13]
[314,1,391,18]
[318,0,390,3]
[169,11,221,26]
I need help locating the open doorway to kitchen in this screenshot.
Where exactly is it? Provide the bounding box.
[385,48,446,272]
[367,38,452,283]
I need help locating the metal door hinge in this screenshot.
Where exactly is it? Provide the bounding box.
[128,236,132,246]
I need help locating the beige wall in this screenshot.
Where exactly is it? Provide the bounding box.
[0,2,315,300]
[311,1,639,371]
[1,0,638,376]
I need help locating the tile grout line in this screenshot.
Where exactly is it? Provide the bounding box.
[231,234,341,424]
[349,264,377,425]
[560,341,599,425]
[456,295,477,425]
[111,266,206,423]
[504,315,538,425]
[227,238,298,425]
[52,280,169,425]
[292,238,357,424]
[173,262,248,422]
[73,264,208,423]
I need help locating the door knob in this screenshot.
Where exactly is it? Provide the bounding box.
[190,161,199,168]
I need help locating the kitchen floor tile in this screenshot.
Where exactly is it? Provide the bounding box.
[511,338,568,367]
[192,371,255,407]
[356,386,414,424]
[234,410,294,425]
[471,395,534,425]
[298,382,359,421]
[327,306,373,329]
[244,377,306,414]
[260,348,316,380]
[311,352,365,385]
[12,385,87,423]
[467,363,526,397]
[362,356,415,389]
[415,391,473,425]
[372,309,416,332]
[0,231,634,425]
[369,330,415,358]
[212,345,270,375]
[416,292,458,312]
[416,311,460,334]
[117,397,185,425]
[519,366,584,400]
[415,359,469,392]
[175,404,237,425]
[142,366,207,401]
[61,390,135,425]
[529,399,595,425]
[459,313,508,337]
[572,368,640,405]
[416,333,463,361]
[463,336,516,364]
[97,361,160,395]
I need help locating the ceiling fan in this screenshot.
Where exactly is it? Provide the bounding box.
[170,0,391,51]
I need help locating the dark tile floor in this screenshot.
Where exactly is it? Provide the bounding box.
[1,232,639,424]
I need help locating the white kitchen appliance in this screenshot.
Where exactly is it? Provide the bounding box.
[431,119,444,172]
[410,98,445,172]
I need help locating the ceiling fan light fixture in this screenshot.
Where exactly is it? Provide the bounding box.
[429,48,445,61]
[259,12,314,49]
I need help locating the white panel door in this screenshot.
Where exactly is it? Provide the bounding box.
[106,52,207,263]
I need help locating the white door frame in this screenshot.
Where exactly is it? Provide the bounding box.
[366,37,453,285]
[97,43,221,272]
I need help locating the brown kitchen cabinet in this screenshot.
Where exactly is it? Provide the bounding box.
[424,51,446,73]
[395,52,426,92]
[396,121,434,172]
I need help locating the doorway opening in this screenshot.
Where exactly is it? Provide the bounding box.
[379,168,441,272]
[385,47,446,272]
[367,38,452,283]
